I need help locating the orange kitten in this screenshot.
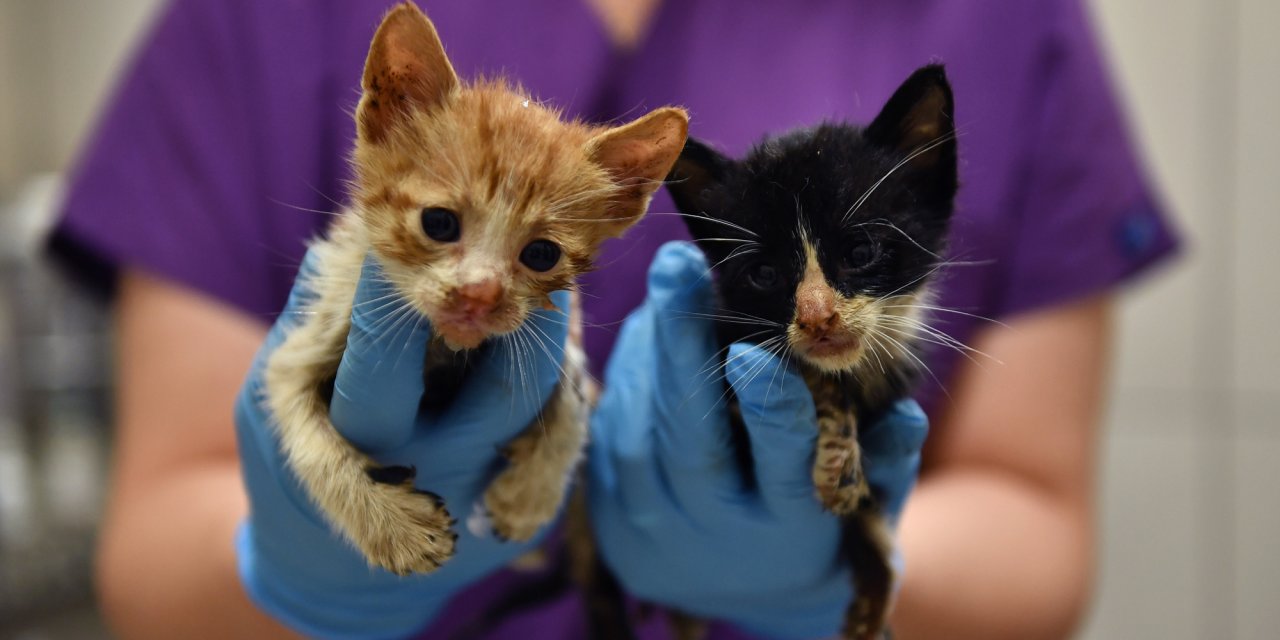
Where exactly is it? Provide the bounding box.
[263,1,687,575]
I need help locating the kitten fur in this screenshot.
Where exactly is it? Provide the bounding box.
[665,65,957,640]
[263,1,687,576]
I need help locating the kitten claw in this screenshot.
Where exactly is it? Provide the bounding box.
[354,481,457,575]
[413,489,446,508]
[482,458,567,543]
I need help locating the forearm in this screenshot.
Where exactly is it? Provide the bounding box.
[890,468,1094,640]
[96,462,298,640]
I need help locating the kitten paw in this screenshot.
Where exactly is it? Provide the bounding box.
[353,466,457,575]
[482,464,565,543]
[813,440,868,516]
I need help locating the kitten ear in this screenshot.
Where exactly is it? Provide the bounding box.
[585,106,690,237]
[357,1,459,143]
[865,65,957,178]
[666,137,736,243]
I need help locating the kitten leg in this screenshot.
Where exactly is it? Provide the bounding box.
[841,511,896,640]
[483,338,589,541]
[814,417,868,515]
[264,233,455,576]
[806,375,868,516]
[566,486,639,640]
[483,292,590,542]
[801,372,893,638]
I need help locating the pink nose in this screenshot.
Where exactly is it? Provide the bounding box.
[453,279,503,317]
[797,311,839,338]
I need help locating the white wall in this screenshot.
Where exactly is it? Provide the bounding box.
[0,0,1275,637]
[1086,0,1280,638]
[0,0,163,197]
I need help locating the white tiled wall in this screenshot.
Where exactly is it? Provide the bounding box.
[1231,1,1280,396]
[1085,0,1279,639]
[0,0,1275,638]
[0,0,160,198]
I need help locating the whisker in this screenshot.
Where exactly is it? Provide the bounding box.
[861,331,889,373]
[879,261,948,299]
[303,181,347,211]
[882,304,1008,328]
[647,211,760,238]
[269,199,343,217]
[675,312,781,328]
[878,316,1002,365]
[693,330,776,379]
[840,130,959,225]
[761,339,795,406]
[850,219,941,260]
[705,245,760,274]
[865,325,948,396]
[694,237,762,246]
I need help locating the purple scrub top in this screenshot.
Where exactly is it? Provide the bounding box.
[54,0,1178,638]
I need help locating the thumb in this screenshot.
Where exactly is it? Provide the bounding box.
[724,343,821,517]
[860,398,929,521]
[329,256,430,453]
[643,242,743,512]
[646,242,734,469]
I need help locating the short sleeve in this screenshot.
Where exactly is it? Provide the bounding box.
[995,0,1179,317]
[51,0,335,320]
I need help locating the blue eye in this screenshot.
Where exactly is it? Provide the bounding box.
[421,208,460,242]
[520,239,561,272]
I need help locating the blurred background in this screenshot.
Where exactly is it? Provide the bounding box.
[0,0,1275,638]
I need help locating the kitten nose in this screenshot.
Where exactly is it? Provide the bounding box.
[797,310,839,336]
[795,286,838,335]
[455,279,503,316]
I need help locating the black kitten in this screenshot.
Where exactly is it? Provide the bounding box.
[667,65,957,640]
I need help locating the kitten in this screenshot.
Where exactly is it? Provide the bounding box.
[263,1,687,576]
[666,65,957,639]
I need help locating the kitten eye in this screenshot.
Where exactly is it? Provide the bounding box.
[747,262,780,291]
[520,239,561,272]
[845,243,880,271]
[421,208,460,242]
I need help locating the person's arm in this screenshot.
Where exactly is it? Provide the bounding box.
[96,269,296,639]
[891,294,1111,639]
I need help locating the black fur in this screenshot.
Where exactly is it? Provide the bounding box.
[670,65,955,353]
[527,65,957,640]
[664,64,957,640]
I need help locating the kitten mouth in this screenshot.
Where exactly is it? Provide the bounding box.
[433,316,493,351]
[800,334,861,359]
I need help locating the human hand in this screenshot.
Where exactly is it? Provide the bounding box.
[234,248,569,639]
[587,242,928,639]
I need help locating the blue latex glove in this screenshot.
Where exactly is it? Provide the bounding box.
[234,248,570,639]
[588,242,929,639]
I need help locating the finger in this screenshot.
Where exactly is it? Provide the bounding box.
[434,290,572,453]
[591,346,669,520]
[725,343,822,517]
[859,398,929,522]
[329,256,430,453]
[642,243,742,510]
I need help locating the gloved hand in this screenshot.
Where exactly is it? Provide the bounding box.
[587,242,929,639]
[234,248,569,639]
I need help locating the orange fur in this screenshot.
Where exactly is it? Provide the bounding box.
[352,3,685,347]
[261,1,687,575]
